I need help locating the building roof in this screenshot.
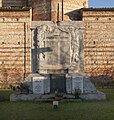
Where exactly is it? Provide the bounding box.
[83,8,114,11]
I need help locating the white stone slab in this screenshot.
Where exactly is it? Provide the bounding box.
[72,76,83,93]
[66,75,72,94]
[32,76,45,94]
[44,78,50,94]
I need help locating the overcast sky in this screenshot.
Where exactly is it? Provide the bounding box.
[89,0,114,8]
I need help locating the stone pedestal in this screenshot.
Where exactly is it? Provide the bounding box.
[25,73,50,94]
[72,76,83,93]
[10,75,106,101]
[32,76,45,94]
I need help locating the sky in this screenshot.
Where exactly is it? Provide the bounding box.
[89,0,114,8]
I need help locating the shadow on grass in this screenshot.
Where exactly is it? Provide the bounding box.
[0,89,13,101]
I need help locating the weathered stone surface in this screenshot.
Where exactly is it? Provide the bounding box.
[10,90,106,101]
[64,94,75,99]
[10,74,106,101]
[66,75,72,94]
[83,76,97,94]
[10,94,55,101]
[10,93,75,101]
[25,73,50,94]
[44,77,50,94]
[80,77,106,100]
[32,77,45,94]
[10,94,42,101]
[72,76,83,93]
[66,75,100,96]
[80,91,106,100]
[31,21,84,75]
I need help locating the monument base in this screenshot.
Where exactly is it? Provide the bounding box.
[80,91,106,100]
[10,92,106,102]
[10,73,106,101]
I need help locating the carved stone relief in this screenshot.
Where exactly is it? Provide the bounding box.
[31,21,84,75]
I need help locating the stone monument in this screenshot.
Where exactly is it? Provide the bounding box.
[31,21,84,94]
[10,21,106,101]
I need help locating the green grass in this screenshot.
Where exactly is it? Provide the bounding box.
[0,89,114,120]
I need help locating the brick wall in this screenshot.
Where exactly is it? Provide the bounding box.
[0,0,88,21]
[27,0,51,21]
[83,8,114,79]
[51,0,88,21]
[0,8,31,88]
[28,0,88,21]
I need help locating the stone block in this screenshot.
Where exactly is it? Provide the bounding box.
[10,94,41,101]
[66,75,72,94]
[72,76,83,93]
[83,76,96,94]
[25,74,50,94]
[32,76,45,94]
[80,91,106,100]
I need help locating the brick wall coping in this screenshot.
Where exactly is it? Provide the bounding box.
[83,8,114,11]
[0,7,31,11]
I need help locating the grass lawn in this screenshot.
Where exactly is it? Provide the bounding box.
[0,89,114,120]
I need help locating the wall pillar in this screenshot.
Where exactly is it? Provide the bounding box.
[0,0,2,7]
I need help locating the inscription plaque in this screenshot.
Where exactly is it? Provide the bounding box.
[45,29,70,66]
[32,77,45,94]
[38,25,71,73]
